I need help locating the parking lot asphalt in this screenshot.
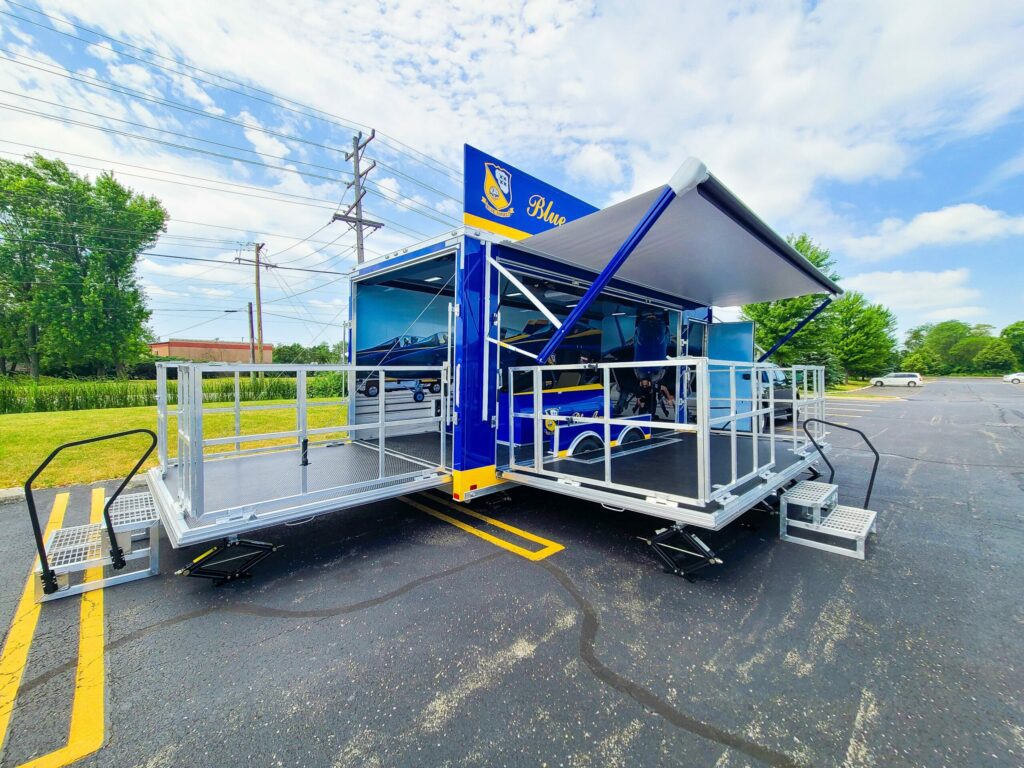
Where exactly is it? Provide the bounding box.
[0,378,1021,767]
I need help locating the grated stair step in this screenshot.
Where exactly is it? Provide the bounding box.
[108,491,159,530]
[783,480,838,508]
[781,501,877,560]
[34,491,161,600]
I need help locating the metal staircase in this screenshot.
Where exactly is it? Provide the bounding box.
[26,430,161,602]
[779,419,880,560]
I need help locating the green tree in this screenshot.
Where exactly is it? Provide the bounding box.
[903,324,933,354]
[973,338,1018,373]
[921,320,972,373]
[272,341,337,364]
[830,291,898,379]
[1000,321,1024,363]
[741,234,839,375]
[0,155,166,378]
[947,336,992,372]
[901,347,941,375]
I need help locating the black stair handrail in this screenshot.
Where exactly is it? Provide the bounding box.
[25,429,157,595]
[801,418,879,509]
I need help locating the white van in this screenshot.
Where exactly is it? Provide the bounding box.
[870,372,923,387]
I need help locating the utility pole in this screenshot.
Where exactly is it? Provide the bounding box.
[331,130,383,264]
[247,302,256,364]
[253,243,265,364]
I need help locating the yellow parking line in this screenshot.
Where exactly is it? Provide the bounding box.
[400,495,563,562]
[0,493,70,752]
[19,488,106,768]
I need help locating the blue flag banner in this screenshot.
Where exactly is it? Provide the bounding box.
[463,144,598,240]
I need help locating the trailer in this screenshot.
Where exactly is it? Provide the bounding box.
[25,145,882,599]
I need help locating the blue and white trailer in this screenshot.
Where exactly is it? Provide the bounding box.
[27,145,880,598]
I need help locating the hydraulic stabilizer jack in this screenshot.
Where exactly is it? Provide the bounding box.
[641,525,723,581]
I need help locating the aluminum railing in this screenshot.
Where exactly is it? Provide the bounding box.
[506,358,825,508]
[156,362,449,521]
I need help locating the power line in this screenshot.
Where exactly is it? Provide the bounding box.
[1,48,465,202]
[0,48,367,161]
[0,5,463,180]
[0,89,362,180]
[0,235,349,275]
[0,127,456,230]
[0,99,464,227]
[0,102,349,186]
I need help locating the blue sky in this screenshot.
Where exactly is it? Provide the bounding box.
[1,0,1022,346]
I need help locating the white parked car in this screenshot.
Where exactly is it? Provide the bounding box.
[870,372,923,387]
[1004,372,1024,384]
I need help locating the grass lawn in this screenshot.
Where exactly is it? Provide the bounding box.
[826,378,870,392]
[0,399,349,489]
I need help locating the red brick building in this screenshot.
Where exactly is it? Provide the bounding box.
[149,339,274,363]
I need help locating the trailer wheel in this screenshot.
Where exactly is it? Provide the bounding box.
[430,382,442,394]
[619,428,644,445]
[571,435,604,458]
[413,390,425,403]
[365,382,380,398]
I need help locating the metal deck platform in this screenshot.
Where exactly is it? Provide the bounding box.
[501,433,826,530]
[149,439,450,547]
[150,362,452,548]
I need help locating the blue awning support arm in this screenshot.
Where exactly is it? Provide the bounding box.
[536,158,709,363]
[757,296,833,362]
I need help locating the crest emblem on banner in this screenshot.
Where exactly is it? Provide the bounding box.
[482,161,514,217]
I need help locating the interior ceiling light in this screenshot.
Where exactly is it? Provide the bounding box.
[612,311,627,316]
[425,276,443,282]
[508,291,523,297]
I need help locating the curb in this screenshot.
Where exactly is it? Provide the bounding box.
[0,474,149,501]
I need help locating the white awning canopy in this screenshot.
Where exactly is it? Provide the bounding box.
[502,161,841,308]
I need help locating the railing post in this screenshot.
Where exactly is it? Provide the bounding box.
[378,368,386,479]
[297,369,308,493]
[697,359,711,503]
[729,365,738,484]
[440,361,448,471]
[751,363,759,473]
[156,364,169,473]
[191,366,205,519]
[769,367,776,467]
[233,371,242,455]
[176,366,189,510]
[532,368,542,471]
[603,366,611,484]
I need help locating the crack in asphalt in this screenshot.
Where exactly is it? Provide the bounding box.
[539,560,803,768]
[16,550,502,698]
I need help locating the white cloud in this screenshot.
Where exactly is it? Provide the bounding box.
[86,41,119,62]
[236,110,291,162]
[842,204,1024,260]
[8,0,1024,339]
[107,63,155,92]
[844,268,981,312]
[27,0,1024,226]
[980,149,1024,190]
[566,144,623,186]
